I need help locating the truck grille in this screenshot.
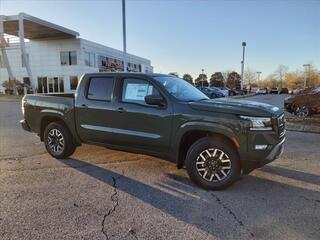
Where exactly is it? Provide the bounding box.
[278,113,286,138]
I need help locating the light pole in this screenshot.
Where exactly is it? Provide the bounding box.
[303,64,311,89]
[240,42,246,91]
[256,71,262,82]
[201,68,204,88]
[122,0,127,72]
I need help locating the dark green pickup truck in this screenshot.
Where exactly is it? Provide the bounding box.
[21,73,285,189]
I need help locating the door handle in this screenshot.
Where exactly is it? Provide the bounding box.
[117,107,126,113]
[79,104,88,110]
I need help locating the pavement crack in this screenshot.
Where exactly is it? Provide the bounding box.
[101,172,124,240]
[211,193,255,238]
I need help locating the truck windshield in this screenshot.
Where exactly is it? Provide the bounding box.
[154,76,209,102]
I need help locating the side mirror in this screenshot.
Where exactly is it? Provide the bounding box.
[145,95,165,106]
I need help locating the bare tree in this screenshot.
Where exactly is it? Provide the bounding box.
[275,65,288,88]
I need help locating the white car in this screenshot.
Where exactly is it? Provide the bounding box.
[218,87,230,96]
[256,88,268,95]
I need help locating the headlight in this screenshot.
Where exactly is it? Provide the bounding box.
[240,116,273,130]
[21,98,26,116]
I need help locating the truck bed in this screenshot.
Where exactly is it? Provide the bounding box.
[23,93,76,138]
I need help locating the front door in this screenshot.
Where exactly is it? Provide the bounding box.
[112,77,173,153]
[75,76,116,144]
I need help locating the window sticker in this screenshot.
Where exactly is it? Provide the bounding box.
[125,83,152,101]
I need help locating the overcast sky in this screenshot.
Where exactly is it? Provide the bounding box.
[1,0,319,78]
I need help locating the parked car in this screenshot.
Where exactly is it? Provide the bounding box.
[256,88,268,95]
[217,87,229,96]
[21,73,285,190]
[230,88,241,95]
[284,87,320,117]
[270,87,278,94]
[279,88,289,94]
[199,87,225,98]
[292,87,304,95]
[217,87,238,96]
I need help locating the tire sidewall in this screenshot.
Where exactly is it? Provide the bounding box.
[185,137,240,190]
[44,122,75,159]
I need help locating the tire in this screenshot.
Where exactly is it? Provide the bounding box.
[295,106,310,117]
[210,93,216,99]
[185,136,240,190]
[44,122,76,159]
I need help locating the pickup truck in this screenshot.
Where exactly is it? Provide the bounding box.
[21,73,286,190]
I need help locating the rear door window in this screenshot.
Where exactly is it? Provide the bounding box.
[87,77,114,101]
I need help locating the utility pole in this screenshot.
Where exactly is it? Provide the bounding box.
[240,42,246,91]
[303,64,311,89]
[122,0,127,72]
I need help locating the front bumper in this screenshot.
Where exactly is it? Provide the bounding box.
[241,133,286,174]
[20,119,31,132]
[265,137,285,161]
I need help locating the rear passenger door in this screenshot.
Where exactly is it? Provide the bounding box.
[75,76,116,144]
[112,77,173,153]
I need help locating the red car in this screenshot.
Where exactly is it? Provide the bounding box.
[284,87,320,117]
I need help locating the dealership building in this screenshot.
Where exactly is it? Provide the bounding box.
[0,13,153,93]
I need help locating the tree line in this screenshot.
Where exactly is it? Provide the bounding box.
[177,71,242,89]
[173,63,319,90]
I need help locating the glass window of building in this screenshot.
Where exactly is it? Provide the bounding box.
[70,76,78,90]
[84,52,96,67]
[84,52,90,66]
[70,51,77,65]
[59,77,64,92]
[90,52,95,67]
[0,55,5,68]
[60,51,77,65]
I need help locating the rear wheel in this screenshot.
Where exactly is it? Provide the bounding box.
[295,106,310,117]
[44,122,76,159]
[185,136,240,190]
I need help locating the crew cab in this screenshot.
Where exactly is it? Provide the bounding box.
[21,73,286,190]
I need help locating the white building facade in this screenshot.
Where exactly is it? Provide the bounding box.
[0,13,153,93]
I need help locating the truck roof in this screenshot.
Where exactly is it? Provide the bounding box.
[82,72,171,78]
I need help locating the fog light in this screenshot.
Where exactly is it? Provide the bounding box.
[255,145,268,150]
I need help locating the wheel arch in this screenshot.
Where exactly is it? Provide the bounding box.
[175,122,240,169]
[40,116,68,141]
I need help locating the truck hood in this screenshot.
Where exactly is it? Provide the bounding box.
[189,98,282,117]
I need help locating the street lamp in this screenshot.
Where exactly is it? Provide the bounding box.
[240,42,246,91]
[256,71,262,82]
[122,0,127,72]
[303,64,311,89]
[201,68,204,88]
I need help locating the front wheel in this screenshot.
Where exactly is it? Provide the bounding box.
[44,122,76,159]
[185,137,240,190]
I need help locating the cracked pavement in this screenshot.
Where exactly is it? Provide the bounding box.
[0,98,320,240]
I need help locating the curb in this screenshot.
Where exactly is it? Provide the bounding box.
[229,93,257,99]
[286,122,320,134]
[0,99,22,102]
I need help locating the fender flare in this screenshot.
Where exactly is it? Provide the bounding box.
[172,121,240,166]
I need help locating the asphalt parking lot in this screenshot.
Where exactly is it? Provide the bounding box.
[0,96,319,240]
